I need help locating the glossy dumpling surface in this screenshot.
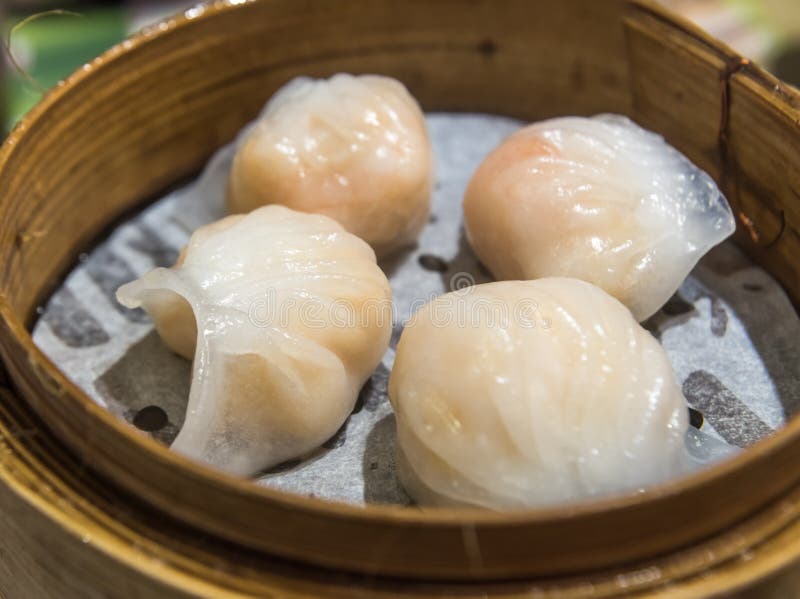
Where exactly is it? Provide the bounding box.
[389,278,689,509]
[464,115,736,320]
[117,206,392,476]
[227,74,433,258]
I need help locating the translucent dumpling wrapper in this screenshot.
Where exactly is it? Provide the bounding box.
[227,74,433,258]
[463,114,736,321]
[117,206,392,476]
[389,278,690,509]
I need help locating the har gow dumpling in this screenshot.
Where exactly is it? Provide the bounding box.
[463,114,736,321]
[117,205,392,476]
[389,278,689,509]
[227,74,433,258]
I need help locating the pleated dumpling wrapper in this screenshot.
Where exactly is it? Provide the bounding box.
[464,114,736,321]
[227,74,433,258]
[389,278,689,509]
[117,206,392,476]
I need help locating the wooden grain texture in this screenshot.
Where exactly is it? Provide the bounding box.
[725,66,800,305]
[625,1,800,308]
[624,9,732,178]
[0,0,798,590]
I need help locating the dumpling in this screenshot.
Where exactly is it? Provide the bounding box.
[227,74,433,258]
[389,278,689,509]
[117,205,392,476]
[463,114,736,321]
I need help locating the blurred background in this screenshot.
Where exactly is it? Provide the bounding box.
[1,0,800,136]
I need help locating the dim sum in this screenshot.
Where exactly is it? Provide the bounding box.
[463,115,735,320]
[117,206,392,476]
[227,74,433,258]
[389,278,689,508]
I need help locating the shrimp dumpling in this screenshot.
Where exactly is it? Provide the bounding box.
[389,278,689,509]
[227,74,433,258]
[464,115,736,321]
[117,206,392,476]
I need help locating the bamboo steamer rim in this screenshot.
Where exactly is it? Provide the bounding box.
[0,0,798,582]
[2,383,800,597]
[3,383,800,598]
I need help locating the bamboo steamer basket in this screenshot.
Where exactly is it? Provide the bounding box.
[0,0,799,595]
